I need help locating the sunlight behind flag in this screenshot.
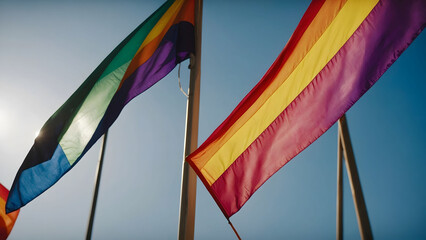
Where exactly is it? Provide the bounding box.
[6,0,195,213]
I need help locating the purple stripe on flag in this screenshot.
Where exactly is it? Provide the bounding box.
[119,21,195,106]
[82,21,194,155]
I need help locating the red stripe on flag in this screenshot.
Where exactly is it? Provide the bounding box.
[1,184,19,240]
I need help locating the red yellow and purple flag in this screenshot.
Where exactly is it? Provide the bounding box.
[1,184,19,240]
[187,0,425,218]
[7,0,195,213]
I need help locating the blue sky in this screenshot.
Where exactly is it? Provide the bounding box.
[0,0,425,239]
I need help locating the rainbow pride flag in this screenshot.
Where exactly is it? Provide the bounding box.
[1,184,19,240]
[6,0,195,213]
[187,0,425,218]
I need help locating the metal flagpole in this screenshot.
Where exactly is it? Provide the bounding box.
[86,131,108,240]
[178,0,202,239]
[338,114,373,240]
[336,126,343,240]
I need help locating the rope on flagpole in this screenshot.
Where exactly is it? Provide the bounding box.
[228,219,242,240]
[178,63,189,98]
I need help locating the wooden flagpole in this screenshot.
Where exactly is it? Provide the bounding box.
[178,0,202,239]
[86,131,108,240]
[337,114,373,240]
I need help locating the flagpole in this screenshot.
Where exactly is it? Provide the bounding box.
[338,115,373,240]
[178,0,202,240]
[86,131,108,240]
[336,125,343,240]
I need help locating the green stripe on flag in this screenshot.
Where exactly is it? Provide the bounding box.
[56,0,174,164]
